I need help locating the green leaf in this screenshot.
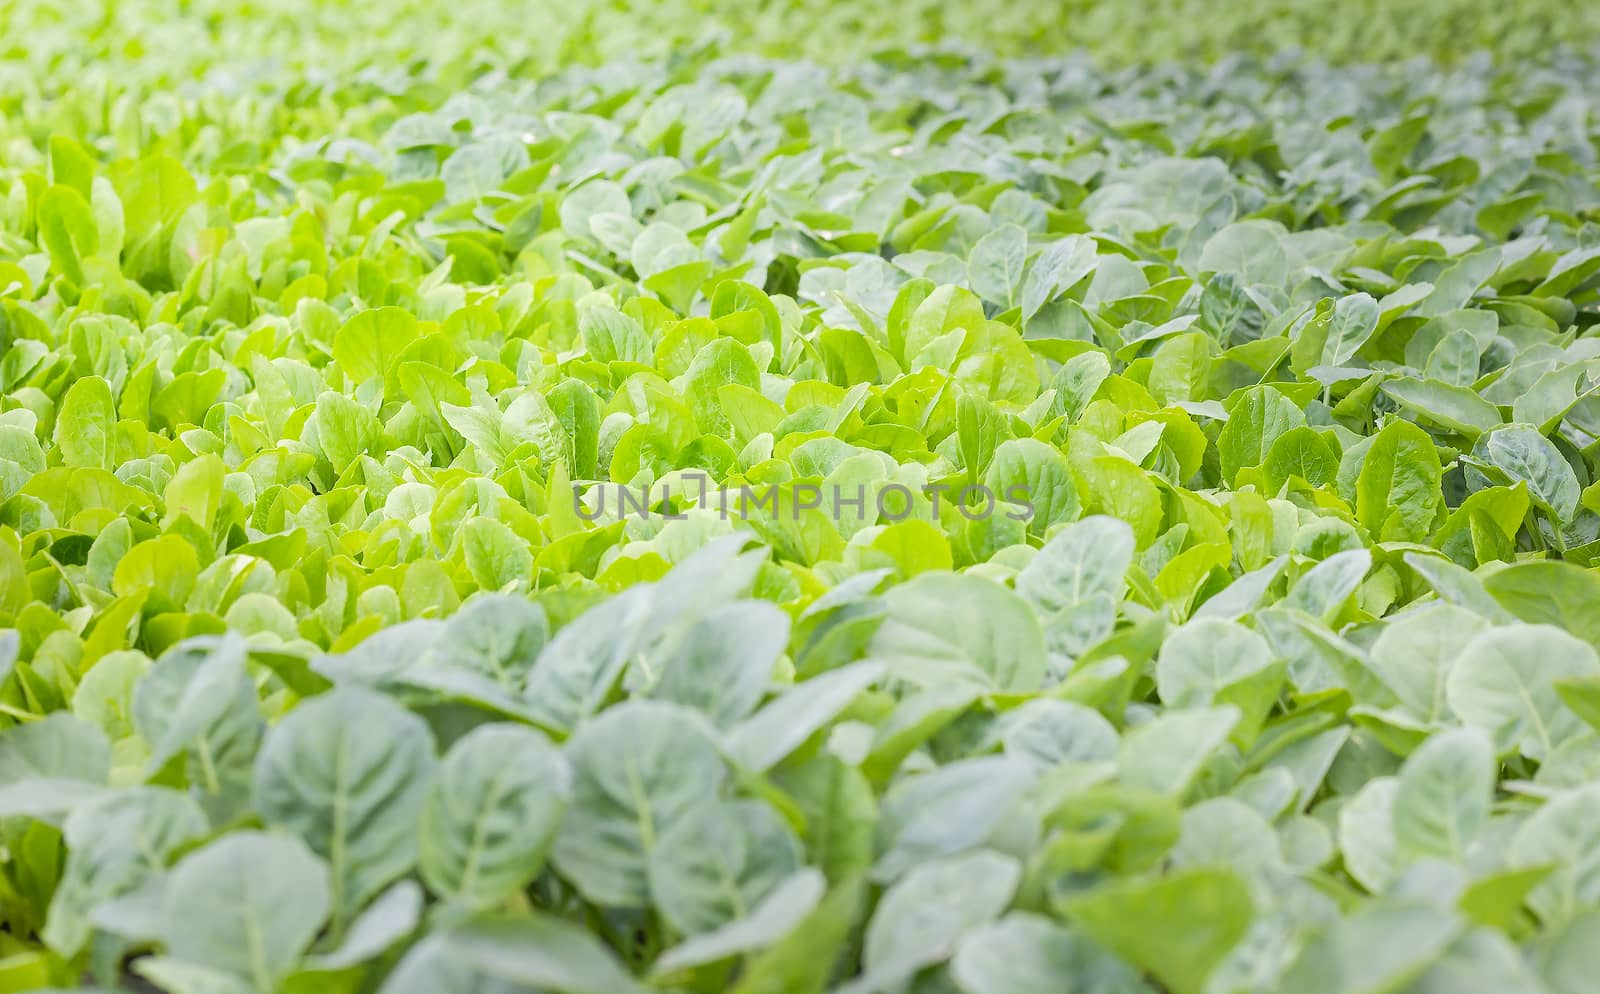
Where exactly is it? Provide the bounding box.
[552,700,726,907]
[1392,726,1494,860]
[1483,561,1600,649]
[1480,425,1580,523]
[1511,784,1600,924]
[1356,419,1442,542]
[37,184,98,284]
[684,338,761,437]
[1155,618,1274,708]
[772,753,878,883]
[725,661,884,773]
[1318,292,1380,367]
[110,154,197,242]
[645,601,788,727]
[45,787,207,956]
[462,517,533,590]
[1263,425,1338,490]
[112,535,199,612]
[1015,515,1134,614]
[874,756,1035,881]
[418,724,570,908]
[333,307,418,388]
[1118,706,1239,795]
[1199,221,1289,285]
[377,935,526,994]
[160,832,331,992]
[872,572,1045,691]
[651,869,825,975]
[1050,350,1112,423]
[968,224,1027,309]
[1339,777,1400,893]
[1367,602,1489,722]
[302,880,423,971]
[951,912,1150,994]
[1020,235,1097,320]
[253,687,437,924]
[580,307,652,366]
[0,712,111,785]
[1540,911,1600,994]
[856,850,1020,987]
[1060,867,1253,994]
[439,913,648,994]
[1446,625,1600,760]
[1279,900,1462,994]
[729,876,864,994]
[1219,387,1305,485]
[648,799,802,934]
[53,376,117,470]
[1284,549,1372,621]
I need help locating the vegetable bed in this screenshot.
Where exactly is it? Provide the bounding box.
[3,2,1600,992]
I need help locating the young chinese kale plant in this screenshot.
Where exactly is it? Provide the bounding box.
[2,1,1600,992]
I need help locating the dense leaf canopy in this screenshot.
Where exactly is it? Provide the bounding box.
[2,1,1600,992]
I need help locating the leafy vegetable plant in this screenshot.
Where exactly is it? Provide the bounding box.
[2,1,1600,992]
